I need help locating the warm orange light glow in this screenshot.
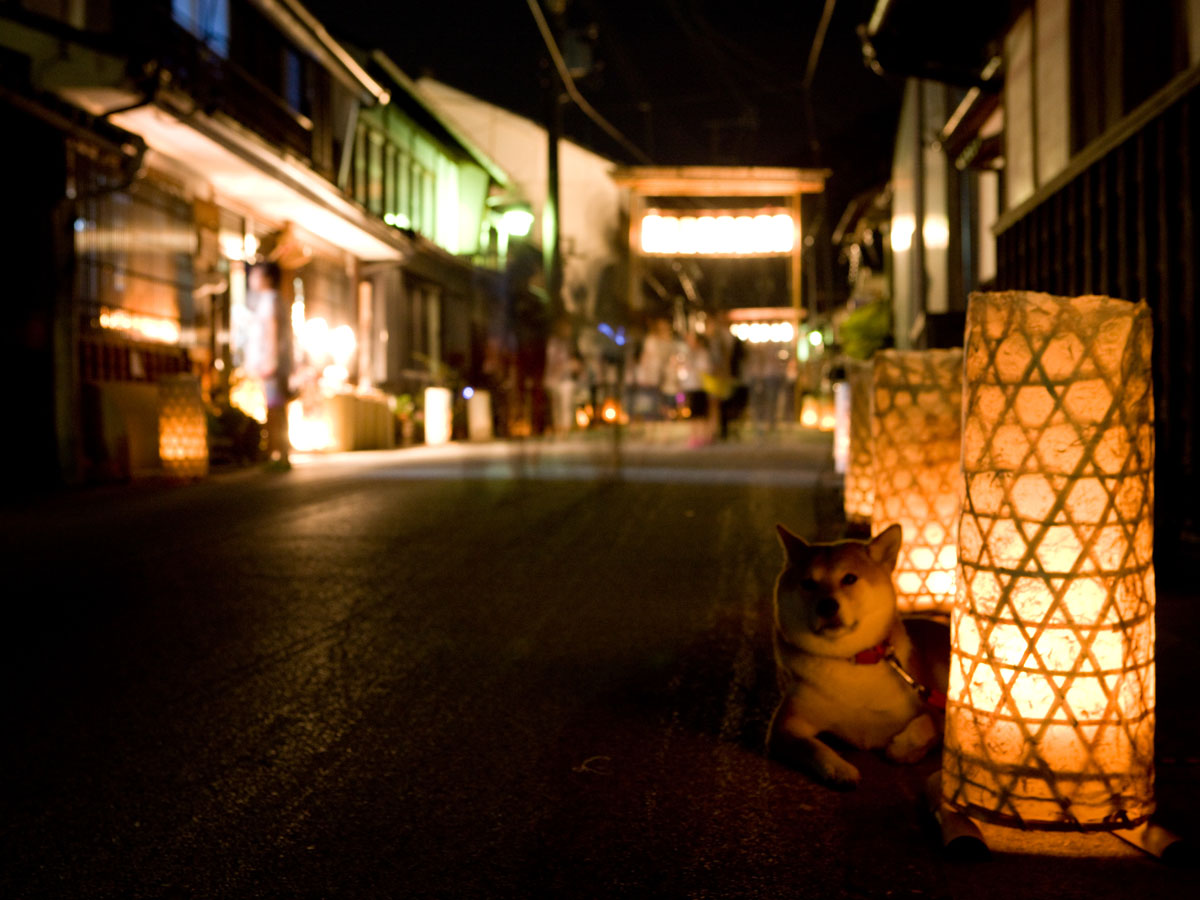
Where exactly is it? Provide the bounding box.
[99,306,181,344]
[229,375,267,425]
[818,394,836,432]
[944,291,1155,831]
[799,395,820,428]
[871,349,962,614]
[158,374,208,477]
[288,399,333,452]
[843,359,874,525]
[601,399,621,423]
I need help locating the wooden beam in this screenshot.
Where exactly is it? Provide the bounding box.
[611,166,828,197]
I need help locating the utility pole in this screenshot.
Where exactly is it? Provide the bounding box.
[543,0,566,318]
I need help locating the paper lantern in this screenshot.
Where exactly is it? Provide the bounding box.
[158,374,209,478]
[424,386,453,445]
[843,359,874,526]
[799,392,836,430]
[943,291,1155,831]
[799,394,820,428]
[871,349,963,613]
[818,393,836,432]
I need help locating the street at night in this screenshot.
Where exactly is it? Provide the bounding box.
[4,1,1200,896]
[4,430,1197,898]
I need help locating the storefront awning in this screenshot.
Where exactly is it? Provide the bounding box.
[107,102,408,263]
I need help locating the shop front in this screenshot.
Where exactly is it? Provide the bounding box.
[221,225,396,457]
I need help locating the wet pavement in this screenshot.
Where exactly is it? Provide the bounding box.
[2,424,1197,898]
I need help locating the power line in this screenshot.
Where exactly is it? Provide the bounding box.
[804,0,838,89]
[525,0,653,163]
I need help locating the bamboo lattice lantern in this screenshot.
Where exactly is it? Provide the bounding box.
[943,291,1155,830]
[871,349,963,614]
[158,374,209,479]
[843,358,874,527]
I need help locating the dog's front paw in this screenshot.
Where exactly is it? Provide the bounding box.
[816,753,862,790]
[885,713,938,764]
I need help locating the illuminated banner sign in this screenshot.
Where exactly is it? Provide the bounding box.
[640,209,796,256]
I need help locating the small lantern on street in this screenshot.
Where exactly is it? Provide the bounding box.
[871,348,963,614]
[843,358,874,527]
[798,391,836,431]
[943,291,1155,830]
[425,386,453,446]
[799,394,820,428]
[818,393,836,432]
[158,374,209,479]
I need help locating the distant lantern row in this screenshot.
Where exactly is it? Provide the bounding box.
[729,321,795,344]
[640,212,795,255]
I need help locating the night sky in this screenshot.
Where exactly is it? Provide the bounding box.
[301,0,906,226]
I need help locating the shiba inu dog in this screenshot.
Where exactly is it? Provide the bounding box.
[768,523,947,789]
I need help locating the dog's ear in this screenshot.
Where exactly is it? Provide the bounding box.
[866,523,903,572]
[776,524,811,563]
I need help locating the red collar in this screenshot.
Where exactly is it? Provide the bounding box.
[851,642,891,664]
[851,640,947,710]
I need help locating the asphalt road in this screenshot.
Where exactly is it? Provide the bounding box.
[3,429,1196,899]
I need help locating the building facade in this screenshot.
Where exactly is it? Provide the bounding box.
[860,0,1200,575]
[1,0,520,485]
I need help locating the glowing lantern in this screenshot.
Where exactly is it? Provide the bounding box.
[799,394,820,428]
[943,291,1155,830]
[425,386,453,446]
[818,393,836,432]
[158,374,208,478]
[288,398,333,451]
[843,359,875,527]
[871,348,963,613]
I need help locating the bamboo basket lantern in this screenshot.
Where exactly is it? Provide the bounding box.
[943,291,1155,831]
[843,358,875,527]
[158,374,209,479]
[871,349,963,614]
